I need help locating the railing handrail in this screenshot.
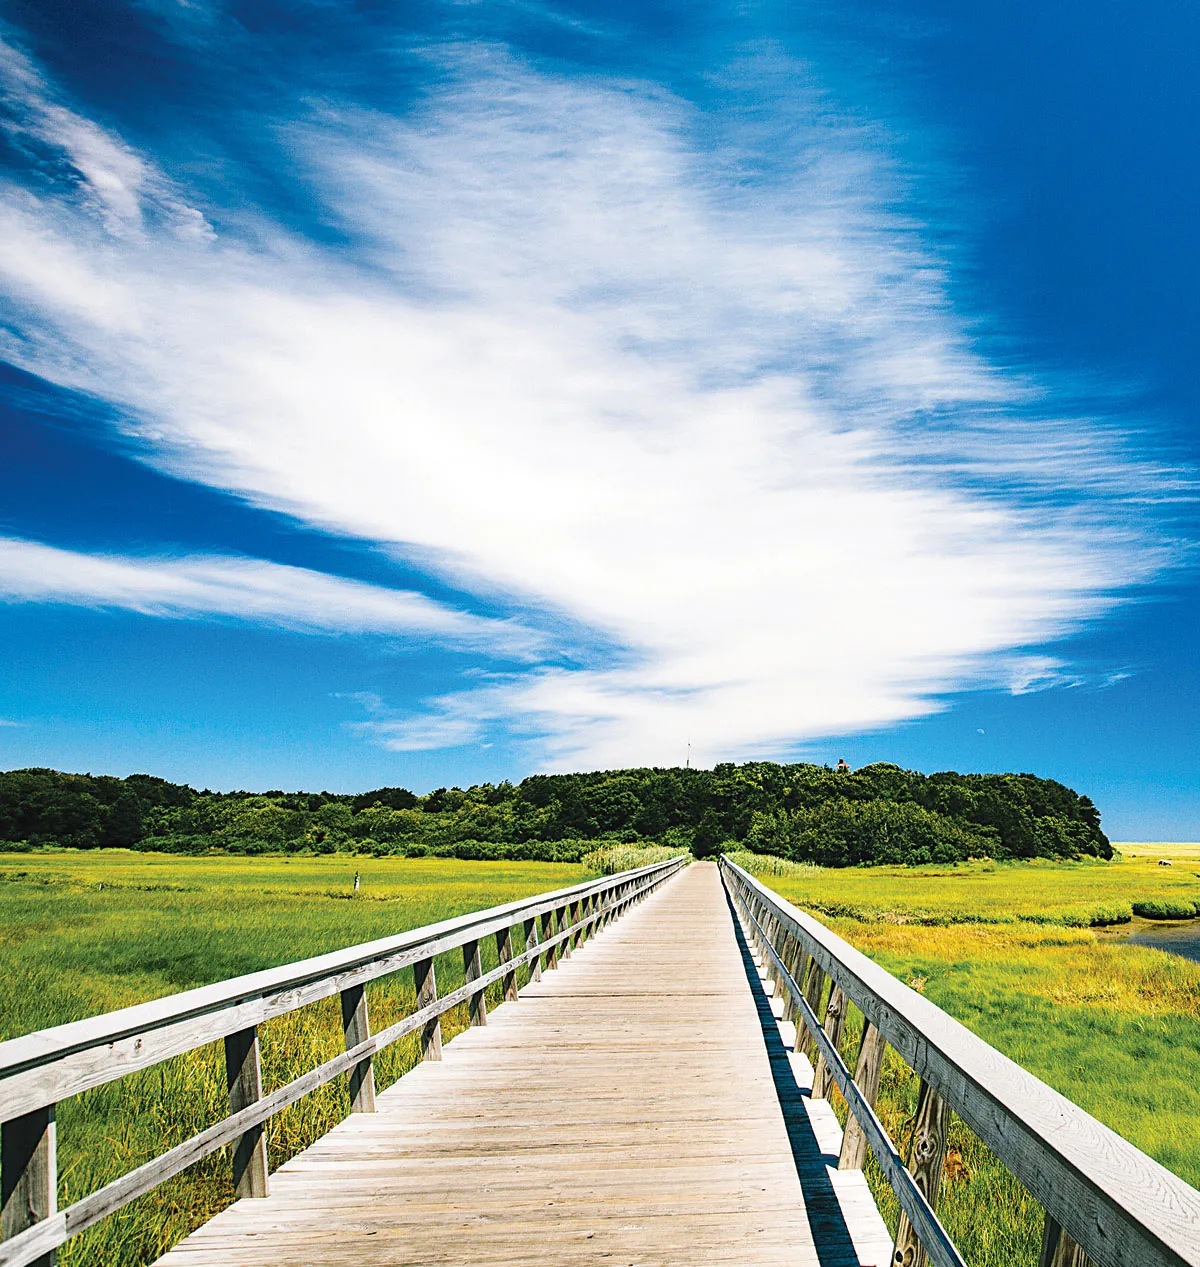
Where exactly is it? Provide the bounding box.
[0,856,682,1119]
[0,854,689,1267]
[719,855,1200,1267]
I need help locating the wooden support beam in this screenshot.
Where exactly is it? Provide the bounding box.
[797,960,828,1062]
[762,913,782,993]
[522,917,542,983]
[791,948,811,1017]
[838,1019,888,1170]
[495,926,518,1003]
[339,984,376,1114]
[462,939,487,1027]
[2,1104,56,1267]
[779,934,801,1024]
[812,985,848,1099]
[223,1027,269,1199]
[1040,1215,1093,1267]
[752,901,769,960]
[558,905,572,960]
[541,910,558,969]
[892,1079,952,1267]
[413,956,442,1061]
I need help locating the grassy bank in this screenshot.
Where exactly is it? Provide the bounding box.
[0,851,588,1265]
[736,851,1200,926]
[754,857,1200,1264]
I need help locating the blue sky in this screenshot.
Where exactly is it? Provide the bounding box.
[0,0,1197,838]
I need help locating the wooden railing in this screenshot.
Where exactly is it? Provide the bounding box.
[0,854,687,1267]
[720,855,1200,1267]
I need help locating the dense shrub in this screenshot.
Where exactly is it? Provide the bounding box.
[0,759,1112,867]
[1132,897,1200,920]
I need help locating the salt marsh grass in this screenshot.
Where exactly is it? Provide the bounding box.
[0,851,588,1265]
[757,858,1200,1265]
[580,842,686,874]
[759,853,1200,927]
[721,850,822,878]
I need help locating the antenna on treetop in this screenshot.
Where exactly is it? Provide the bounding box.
[686,741,691,769]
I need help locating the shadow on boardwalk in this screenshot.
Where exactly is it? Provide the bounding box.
[724,886,865,1267]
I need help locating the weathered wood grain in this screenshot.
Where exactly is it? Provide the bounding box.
[838,1021,887,1170]
[0,860,684,1121]
[797,960,827,1063]
[721,858,1200,1267]
[811,984,848,1100]
[0,868,684,1267]
[462,940,487,1028]
[541,910,558,970]
[413,957,442,1062]
[154,863,887,1267]
[339,985,376,1114]
[224,1029,269,1200]
[893,1079,952,1267]
[1,1106,54,1267]
[495,927,518,1004]
[521,917,541,983]
[1041,1215,1093,1267]
[731,883,965,1267]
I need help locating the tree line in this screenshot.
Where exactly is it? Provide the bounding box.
[0,761,1111,866]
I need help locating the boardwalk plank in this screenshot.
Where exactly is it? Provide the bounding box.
[156,863,887,1267]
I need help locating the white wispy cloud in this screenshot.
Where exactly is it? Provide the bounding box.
[0,36,1181,765]
[0,537,541,652]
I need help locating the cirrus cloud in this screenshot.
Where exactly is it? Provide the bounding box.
[0,33,1183,767]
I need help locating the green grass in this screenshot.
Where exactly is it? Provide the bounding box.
[580,842,687,874]
[746,852,1200,926]
[754,858,1200,1265]
[10,849,1200,1267]
[0,850,589,1266]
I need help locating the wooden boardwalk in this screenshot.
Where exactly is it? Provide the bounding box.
[156,862,891,1266]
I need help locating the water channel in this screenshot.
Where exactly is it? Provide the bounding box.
[1121,920,1200,964]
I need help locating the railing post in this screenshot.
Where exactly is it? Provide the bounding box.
[838,1019,888,1170]
[892,1078,951,1267]
[558,905,572,960]
[746,897,764,957]
[569,900,581,950]
[496,925,518,1003]
[796,960,827,1062]
[339,984,377,1113]
[523,917,542,982]
[811,984,848,1099]
[779,933,801,1023]
[224,1027,269,1198]
[463,939,487,1026]
[747,901,765,956]
[541,910,558,969]
[761,911,782,992]
[414,955,442,1060]
[1040,1216,1093,1267]
[2,1105,56,1267]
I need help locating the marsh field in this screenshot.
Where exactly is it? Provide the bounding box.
[745,846,1200,1264]
[2,848,1200,1265]
[0,852,590,1265]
